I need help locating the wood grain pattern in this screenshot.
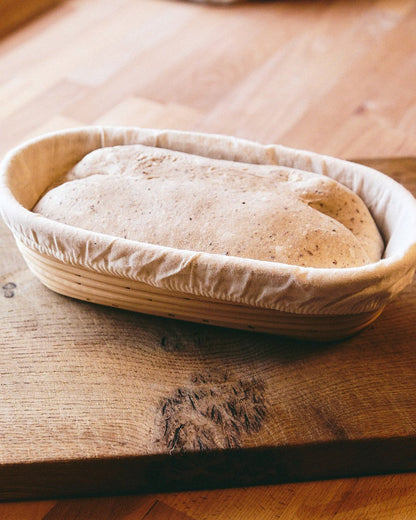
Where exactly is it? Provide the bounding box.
[1,0,416,516]
[1,474,416,519]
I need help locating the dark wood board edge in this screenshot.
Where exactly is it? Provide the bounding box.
[2,435,416,502]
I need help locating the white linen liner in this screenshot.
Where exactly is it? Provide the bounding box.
[1,126,416,315]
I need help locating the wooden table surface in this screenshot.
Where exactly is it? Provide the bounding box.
[1,0,416,517]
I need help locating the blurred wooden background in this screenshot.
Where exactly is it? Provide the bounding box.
[1,0,416,517]
[0,0,62,38]
[1,0,416,159]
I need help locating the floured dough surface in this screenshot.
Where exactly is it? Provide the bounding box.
[33,145,384,268]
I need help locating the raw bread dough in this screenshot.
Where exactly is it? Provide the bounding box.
[33,144,384,268]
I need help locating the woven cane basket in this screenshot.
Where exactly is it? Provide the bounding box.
[1,127,416,340]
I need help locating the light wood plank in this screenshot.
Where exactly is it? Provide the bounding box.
[96,96,202,129]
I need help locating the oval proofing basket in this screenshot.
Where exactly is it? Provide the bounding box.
[1,127,416,340]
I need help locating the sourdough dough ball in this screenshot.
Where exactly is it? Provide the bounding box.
[33,145,384,268]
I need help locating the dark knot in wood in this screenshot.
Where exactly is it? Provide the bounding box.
[156,371,267,453]
[2,282,16,298]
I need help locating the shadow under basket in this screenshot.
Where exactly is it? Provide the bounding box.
[1,126,416,341]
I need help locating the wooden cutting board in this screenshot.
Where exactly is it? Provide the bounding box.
[0,158,415,501]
